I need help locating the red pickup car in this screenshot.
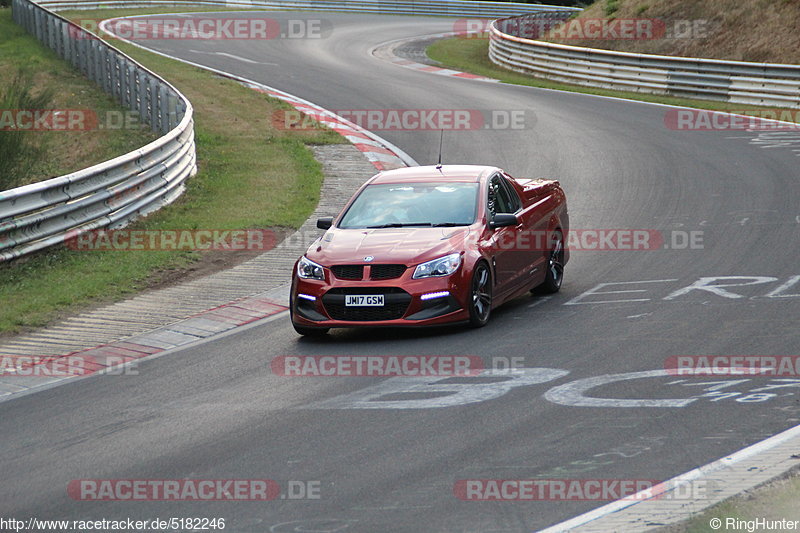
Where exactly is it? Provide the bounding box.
[290,164,569,335]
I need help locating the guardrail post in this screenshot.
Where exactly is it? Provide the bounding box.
[104,46,112,94]
[111,53,120,103]
[90,39,99,87]
[33,7,42,41]
[149,78,158,130]
[137,71,148,124]
[64,23,75,66]
[48,13,56,51]
[159,85,170,134]
[177,98,186,124]
[78,32,88,77]
[122,60,133,110]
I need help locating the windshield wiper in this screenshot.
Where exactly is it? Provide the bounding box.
[431,222,468,227]
[366,222,433,228]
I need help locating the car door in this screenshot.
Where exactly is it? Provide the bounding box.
[503,172,551,287]
[485,174,522,298]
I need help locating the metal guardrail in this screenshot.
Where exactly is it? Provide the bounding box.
[37,0,581,18]
[490,13,800,109]
[1,0,578,263]
[1,0,196,262]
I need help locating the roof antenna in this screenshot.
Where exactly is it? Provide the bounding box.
[435,129,444,171]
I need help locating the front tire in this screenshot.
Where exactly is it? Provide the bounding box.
[468,261,492,328]
[535,229,564,294]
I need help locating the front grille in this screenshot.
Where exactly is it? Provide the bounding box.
[331,265,364,280]
[322,287,411,321]
[331,264,407,280]
[370,264,407,280]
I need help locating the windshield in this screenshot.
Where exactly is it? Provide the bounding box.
[338,182,479,229]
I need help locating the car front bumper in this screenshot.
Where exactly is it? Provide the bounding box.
[291,268,471,328]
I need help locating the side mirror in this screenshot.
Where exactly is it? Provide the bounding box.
[316,217,333,230]
[489,213,518,229]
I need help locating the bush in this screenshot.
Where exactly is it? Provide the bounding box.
[0,72,54,190]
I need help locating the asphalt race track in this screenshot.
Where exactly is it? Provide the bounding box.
[2,12,800,533]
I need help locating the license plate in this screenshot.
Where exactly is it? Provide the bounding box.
[345,295,384,307]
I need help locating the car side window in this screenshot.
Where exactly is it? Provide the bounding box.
[488,175,517,217]
[499,174,521,212]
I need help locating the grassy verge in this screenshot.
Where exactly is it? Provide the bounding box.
[427,37,800,122]
[0,8,158,189]
[668,469,800,532]
[0,7,341,335]
[542,0,800,64]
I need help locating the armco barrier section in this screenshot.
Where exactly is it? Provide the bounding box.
[1,0,196,262]
[490,14,800,109]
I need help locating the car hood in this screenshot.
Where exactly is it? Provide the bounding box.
[306,227,474,266]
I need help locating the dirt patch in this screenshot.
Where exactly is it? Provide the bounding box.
[542,0,800,64]
[143,226,295,291]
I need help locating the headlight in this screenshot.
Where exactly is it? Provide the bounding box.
[412,253,461,279]
[297,256,325,280]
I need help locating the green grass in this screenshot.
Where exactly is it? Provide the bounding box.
[675,470,800,532]
[0,71,54,189]
[0,8,158,189]
[427,37,800,120]
[0,7,342,335]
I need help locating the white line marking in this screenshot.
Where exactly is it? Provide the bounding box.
[305,368,569,410]
[538,420,800,532]
[528,296,552,308]
[215,52,259,64]
[544,369,697,408]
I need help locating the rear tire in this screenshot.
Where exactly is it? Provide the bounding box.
[468,261,492,328]
[534,229,564,294]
